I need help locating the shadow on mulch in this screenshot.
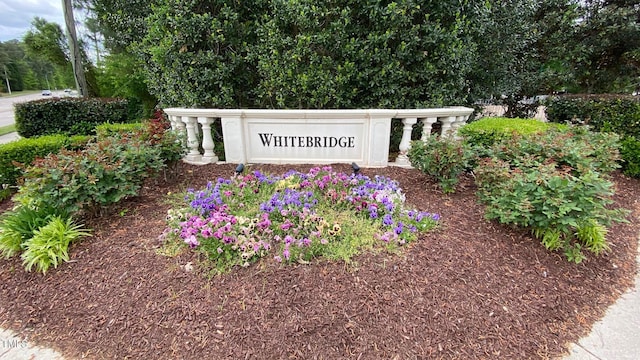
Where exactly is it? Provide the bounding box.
[0,163,638,360]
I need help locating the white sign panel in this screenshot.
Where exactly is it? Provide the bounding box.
[246,119,366,164]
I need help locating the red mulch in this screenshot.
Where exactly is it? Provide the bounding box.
[0,163,638,359]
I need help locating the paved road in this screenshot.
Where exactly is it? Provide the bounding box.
[0,92,64,127]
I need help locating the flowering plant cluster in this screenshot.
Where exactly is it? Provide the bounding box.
[163,166,439,271]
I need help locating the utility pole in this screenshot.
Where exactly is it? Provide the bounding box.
[3,65,10,94]
[62,0,88,96]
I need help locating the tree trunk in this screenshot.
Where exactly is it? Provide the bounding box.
[62,0,88,97]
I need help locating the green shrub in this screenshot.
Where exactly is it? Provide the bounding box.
[475,159,626,263]
[21,216,91,273]
[96,122,145,140]
[460,117,565,149]
[474,129,627,263]
[545,95,640,138]
[408,136,473,193]
[0,135,91,192]
[14,97,130,138]
[142,0,476,108]
[485,127,620,175]
[620,136,640,178]
[14,134,165,217]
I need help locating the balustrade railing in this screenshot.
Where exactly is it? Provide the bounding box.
[164,108,473,167]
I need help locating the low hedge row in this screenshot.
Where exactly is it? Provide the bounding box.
[545,95,640,137]
[14,97,130,138]
[459,117,564,149]
[545,95,640,177]
[0,135,90,192]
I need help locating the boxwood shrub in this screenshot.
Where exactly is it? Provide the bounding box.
[460,117,565,149]
[96,122,145,140]
[14,97,130,138]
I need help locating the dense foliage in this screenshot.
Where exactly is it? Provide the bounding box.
[408,136,473,193]
[140,0,478,108]
[459,117,564,149]
[474,128,625,263]
[14,97,130,137]
[0,134,89,194]
[545,95,640,177]
[0,117,184,273]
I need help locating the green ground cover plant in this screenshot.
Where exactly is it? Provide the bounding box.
[162,166,439,273]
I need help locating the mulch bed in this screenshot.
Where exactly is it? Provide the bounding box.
[0,163,638,359]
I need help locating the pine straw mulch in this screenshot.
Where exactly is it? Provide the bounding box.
[0,163,639,360]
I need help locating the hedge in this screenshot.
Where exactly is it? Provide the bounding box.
[0,135,90,190]
[545,95,640,177]
[545,95,640,138]
[459,117,565,149]
[14,97,130,138]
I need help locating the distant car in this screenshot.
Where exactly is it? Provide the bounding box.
[63,88,71,93]
[41,90,52,96]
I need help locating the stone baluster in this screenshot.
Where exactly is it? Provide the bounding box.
[396,117,417,166]
[452,115,467,139]
[440,116,456,138]
[184,116,201,163]
[170,115,187,148]
[198,116,218,164]
[420,117,438,142]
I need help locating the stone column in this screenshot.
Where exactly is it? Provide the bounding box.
[420,117,438,142]
[170,115,187,148]
[198,116,218,164]
[396,117,417,166]
[452,115,467,139]
[184,116,201,163]
[440,116,456,138]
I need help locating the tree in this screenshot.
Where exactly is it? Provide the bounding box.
[466,0,581,116]
[572,0,640,93]
[63,0,88,96]
[23,18,70,67]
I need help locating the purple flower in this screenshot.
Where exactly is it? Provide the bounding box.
[394,221,404,235]
[185,235,199,248]
[382,214,394,226]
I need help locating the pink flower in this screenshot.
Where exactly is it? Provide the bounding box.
[185,235,199,248]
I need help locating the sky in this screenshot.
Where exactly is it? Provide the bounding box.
[0,0,66,42]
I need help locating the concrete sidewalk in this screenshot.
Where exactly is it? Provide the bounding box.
[0,132,19,144]
[0,328,64,360]
[564,242,640,360]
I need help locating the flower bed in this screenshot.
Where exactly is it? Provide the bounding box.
[163,166,439,271]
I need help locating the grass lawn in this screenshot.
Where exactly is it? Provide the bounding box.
[0,90,40,98]
[0,124,16,136]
